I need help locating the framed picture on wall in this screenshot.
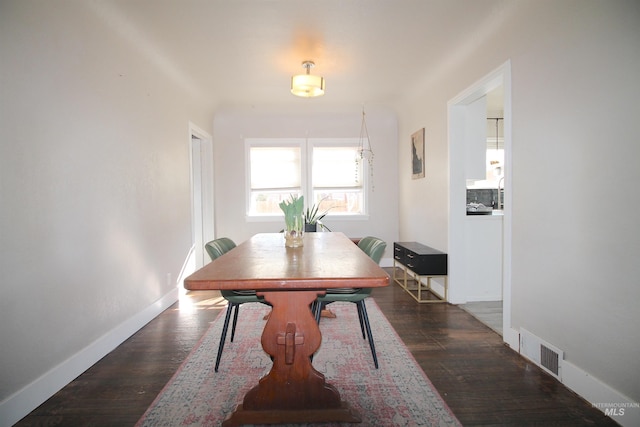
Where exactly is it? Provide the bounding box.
[411,128,425,179]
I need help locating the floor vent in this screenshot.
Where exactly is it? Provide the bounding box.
[540,344,560,376]
[520,328,563,380]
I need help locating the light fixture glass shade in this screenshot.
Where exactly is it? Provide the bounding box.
[291,74,325,97]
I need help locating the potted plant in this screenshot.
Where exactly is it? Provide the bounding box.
[304,202,332,232]
[279,194,305,247]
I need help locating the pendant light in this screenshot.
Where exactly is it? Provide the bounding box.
[494,118,502,176]
[489,117,503,176]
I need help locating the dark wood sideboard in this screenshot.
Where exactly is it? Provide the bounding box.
[393,242,448,303]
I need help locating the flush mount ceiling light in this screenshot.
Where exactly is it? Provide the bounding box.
[291,61,325,97]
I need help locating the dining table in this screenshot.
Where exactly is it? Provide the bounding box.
[183,232,389,426]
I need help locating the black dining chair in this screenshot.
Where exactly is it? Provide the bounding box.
[205,237,269,372]
[313,236,387,368]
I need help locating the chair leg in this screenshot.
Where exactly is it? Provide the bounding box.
[310,301,317,320]
[357,300,379,369]
[215,303,235,372]
[230,303,240,342]
[314,301,324,324]
[309,301,318,363]
[355,302,366,339]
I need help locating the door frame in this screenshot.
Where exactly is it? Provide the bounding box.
[447,61,518,349]
[189,122,214,270]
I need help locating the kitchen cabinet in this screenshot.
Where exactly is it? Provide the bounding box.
[463,214,503,301]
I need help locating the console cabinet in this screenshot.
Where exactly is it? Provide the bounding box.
[393,242,448,303]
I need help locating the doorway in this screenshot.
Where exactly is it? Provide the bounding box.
[447,61,517,349]
[189,122,214,271]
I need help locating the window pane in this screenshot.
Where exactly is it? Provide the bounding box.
[250,147,301,189]
[314,190,363,215]
[313,146,362,187]
[250,190,302,215]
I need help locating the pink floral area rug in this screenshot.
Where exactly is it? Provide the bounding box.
[136,299,461,427]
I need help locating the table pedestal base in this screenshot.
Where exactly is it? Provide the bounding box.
[221,290,361,426]
[222,402,361,426]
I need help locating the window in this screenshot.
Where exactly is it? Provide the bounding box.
[246,138,367,217]
[248,143,303,215]
[312,145,363,215]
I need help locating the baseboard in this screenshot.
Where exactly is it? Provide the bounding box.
[504,326,638,426]
[424,278,446,300]
[562,360,639,427]
[380,257,393,268]
[503,326,519,351]
[0,288,179,427]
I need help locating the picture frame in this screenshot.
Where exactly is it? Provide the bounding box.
[411,128,425,179]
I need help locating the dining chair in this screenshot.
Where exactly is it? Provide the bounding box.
[313,236,387,368]
[205,237,268,372]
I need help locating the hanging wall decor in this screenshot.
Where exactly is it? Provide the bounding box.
[411,128,425,179]
[356,107,375,190]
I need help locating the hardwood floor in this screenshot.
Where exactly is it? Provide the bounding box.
[375,269,617,426]
[16,269,617,426]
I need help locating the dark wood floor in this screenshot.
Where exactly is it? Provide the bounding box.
[16,268,617,426]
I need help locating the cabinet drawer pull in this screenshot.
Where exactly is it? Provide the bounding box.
[407,254,414,259]
[407,263,415,268]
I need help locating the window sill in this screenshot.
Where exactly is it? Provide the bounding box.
[245,214,370,223]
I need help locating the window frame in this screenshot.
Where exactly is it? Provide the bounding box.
[245,137,369,221]
[307,138,369,219]
[245,138,307,221]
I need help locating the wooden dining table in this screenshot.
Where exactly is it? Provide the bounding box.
[184,232,389,426]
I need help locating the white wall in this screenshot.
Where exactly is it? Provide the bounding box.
[212,107,399,259]
[0,1,212,420]
[396,0,640,412]
[2,0,638,424]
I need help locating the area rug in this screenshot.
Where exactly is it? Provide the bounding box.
[136,299,460,426]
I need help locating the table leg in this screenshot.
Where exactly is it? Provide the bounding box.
[222,290,361,426]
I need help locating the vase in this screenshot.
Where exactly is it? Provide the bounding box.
[284,215,304,247]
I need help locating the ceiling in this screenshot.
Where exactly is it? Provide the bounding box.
[88,0,510,113]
